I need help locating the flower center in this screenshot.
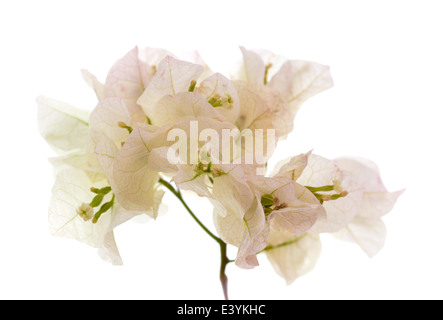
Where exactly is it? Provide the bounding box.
[260,193,288,216]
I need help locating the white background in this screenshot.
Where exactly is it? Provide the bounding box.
[1,0,442,300]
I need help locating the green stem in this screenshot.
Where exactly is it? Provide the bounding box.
[158,177,231,299]
[261,234,307,253]
[159,178,221,243]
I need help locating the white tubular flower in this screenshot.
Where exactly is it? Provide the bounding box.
[38,53,163,264]
[249,176,322,236]
[76,203,94,221]
[166,118,255,221]
[113,114,254,221]
[251,151,403,284]
[136,55,242,128]
[294,153,364,234]
[38,45,404,296]
[279,152,404,257]
[214,174,323,269]
[194,72,240,123]
[86,85,165,218]
[38,102,147,264]
[261,151,325,283]
[146,91,224,127]
[137,56,205,121]
[49,168,139,265]
[89,97,145,147]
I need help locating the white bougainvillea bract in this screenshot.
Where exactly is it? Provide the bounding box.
[38,46,403,298]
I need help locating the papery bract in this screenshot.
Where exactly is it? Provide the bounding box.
[37,96,90,153]
[214,174,323,269]
[82,46,172,111]
[137,56,204,121]
[147,92,223,127]
[296,153,363,233]
[49,168,137,265]
[112,126,164,213]
[265,232,322,285]
[38,45,403,298]
[38,92,152,264]
[283,153,404,257]
[234,46,334,116]
[329,157,404,257]
[195,72,240,123]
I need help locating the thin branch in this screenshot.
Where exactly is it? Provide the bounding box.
[219,241,229,300]
[158,177,231,300]
[158,178,221,244]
